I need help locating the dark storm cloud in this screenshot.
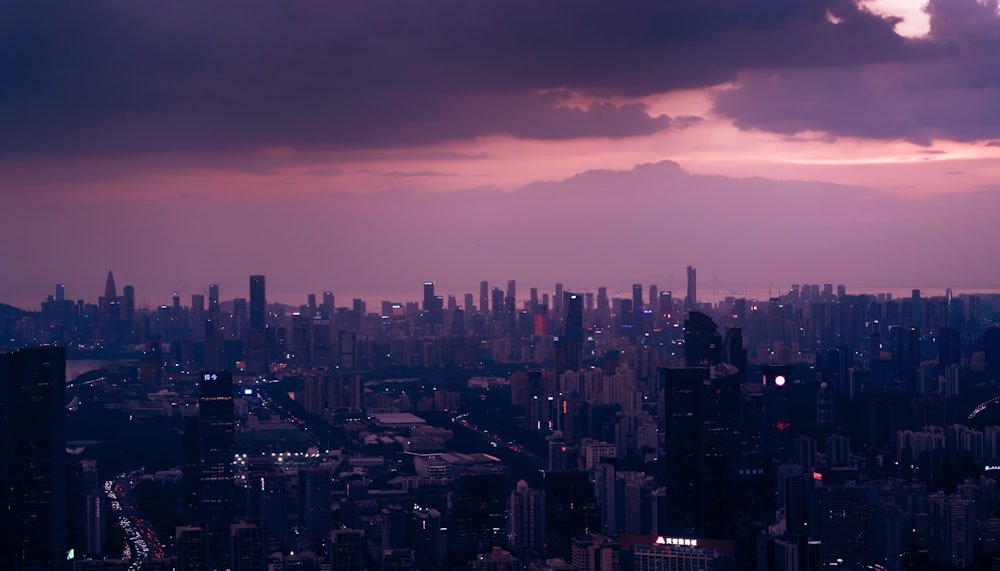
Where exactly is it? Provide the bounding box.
[713,0,1000,143]
[0,0,908,154]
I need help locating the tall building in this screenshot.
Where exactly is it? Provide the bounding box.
[0,346,68,570]
[249,275,266,331]
[449,472,509,564]
[554,292,584,373]
[330,528,366,571]
[816,483,868,567]
[230,522,265,571]
[176,525,208,571]
[480,281,490,321]
[299,466,333,541]
[247,276,268,372]
[659,365,741,538]
[198,371,236,568]
[684,311,722,367]
[544,470,600,556]
[685,266,697,309]
[69,460,105,558]
[509,480,545,552]
[506,280,517,332]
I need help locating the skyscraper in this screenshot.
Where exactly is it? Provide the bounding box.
[449,472,509,563]
[544,470,600,556]
[249,275,266,332]
[197,371,236,567]
[684,311,722,368]
[423,281,435,311]
[659,365,741,538]
[0,346,68,570]
[685,266,697,309]
[632,283,643,310]
[248,276,268,372]
[480,281,489,320]
[508,480,545,552]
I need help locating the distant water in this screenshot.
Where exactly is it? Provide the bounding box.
[66,359,119,382]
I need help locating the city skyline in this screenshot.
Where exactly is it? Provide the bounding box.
[5,1,1000,309]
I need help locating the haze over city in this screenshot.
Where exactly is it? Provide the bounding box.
[5,0,1000,309]
[9,1,1000,570]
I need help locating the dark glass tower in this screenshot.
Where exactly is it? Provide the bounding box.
[198,371,235,525]
[544,470,600,556]
[684,311,722,367]
[249,275,266,332]
[448,472,508,564]
[1,346,67,570]
[197,371,236,568]
[659,365,741,539]
[685,265,697,309]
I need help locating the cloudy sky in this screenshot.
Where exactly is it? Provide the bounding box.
[4,0,1000,309]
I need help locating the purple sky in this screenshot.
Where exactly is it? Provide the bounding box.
[4,0,1000,309]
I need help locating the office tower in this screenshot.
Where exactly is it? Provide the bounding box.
[198,371,236,567]
[554,292,584,374]
[257,471,290,551]
[632,283,643,310]
[465,293,475,314]
[249,275,266,331]
[176,526,208,571]
[816,483,868,567]
[208,284,221,323]
[104,269,118,302]
[659,291,672,324]
[405,506,443,568]
[890,325,920,385]
[330,528,366,571]
[938,326,961,367]
[191,293,205,325]
[69,460,105,557]
[423,281,435,310]
[480,281,490,320]
[723,327,748,382]
[247,277,267,372]
[492,287,504,324]
[684,311,722,367]
[56,282,65,302]
[649,285,657,314]
[299,466,333,540]
[530,288,539,314]
[509,479,546,552]
[544,470,600,556]
[423,281,444,326]
[554,283,564,333]
[685,266,696,309]
[322,291,335,319]
[0,346,67,571]
[139,335,163,389]
[452,308,466,336]
[816,382,834,430]
[449,472,509,563]
[597,287,610,326]
[122,283,136,331]
[777,464,809,535]
[659,365,740,538]
[507,280,517,330]
[826,346,851,392]
[229,297,248,340]
[230,522,265,571]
